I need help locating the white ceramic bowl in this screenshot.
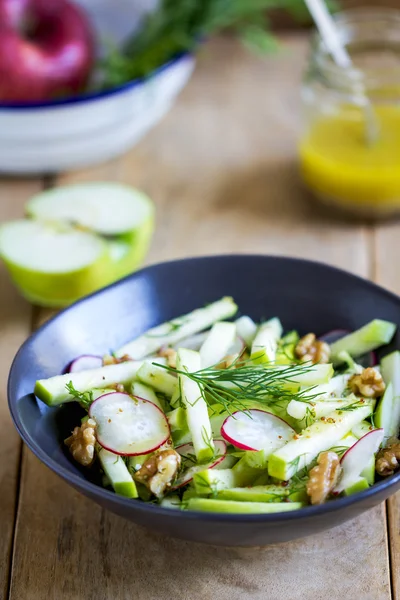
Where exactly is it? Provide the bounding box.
[0,0,195,174]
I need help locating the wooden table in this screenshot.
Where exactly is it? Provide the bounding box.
[1,34,399,600]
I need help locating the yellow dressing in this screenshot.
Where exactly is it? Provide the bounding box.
[299,105,400,212]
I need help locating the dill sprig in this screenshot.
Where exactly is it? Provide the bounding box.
[100,0,312,88]
[145,315,191,338]
[65,381,93,410]
[328,446,350,458]
[337,399,369,412]
[156,360,323,415]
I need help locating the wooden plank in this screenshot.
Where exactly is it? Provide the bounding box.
[9,36,391,600]
[374,223,400,600]
[0,179,42,600]
[56,36,369,274]
[9,461,392,600]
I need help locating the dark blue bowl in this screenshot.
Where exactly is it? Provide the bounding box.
[8,255,400,547]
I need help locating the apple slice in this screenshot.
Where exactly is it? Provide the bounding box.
[251,317,283,364]
[227,336,246,356]
[173,332,208,351]
[176,440,227,463]
[235,316,257,347]
[334,428,384,493]
[67,355,103,373]
[26,183,154,236]
[199,321,237,368]
[172,440,227,489]
[221,410,295,453]
[89,392,170,456]
[0,220,109,306]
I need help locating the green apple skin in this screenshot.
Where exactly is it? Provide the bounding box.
[344,478,369,496]
[2,247,111,308]
[2,215,154,308]
[109,215,154,280]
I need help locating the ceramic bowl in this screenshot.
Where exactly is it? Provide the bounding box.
[8,255,400,547]
[0,0,195,174]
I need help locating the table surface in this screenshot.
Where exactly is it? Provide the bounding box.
[1,34,399,600]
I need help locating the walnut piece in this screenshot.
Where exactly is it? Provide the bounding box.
[376,440,400,476]
[295,333,330,364]
[64,419,96,467]
[349,367,385,398]
[134,449,181,498]
[216,353,238,369]
[216,351,249,369]
[110,383,125,393]
[158,347,177,368]
[102,354,131,366]
[306,451,341,505]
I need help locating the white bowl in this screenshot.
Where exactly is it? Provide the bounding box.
[0,0,195,174]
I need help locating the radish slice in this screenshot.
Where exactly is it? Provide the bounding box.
[172,440,227,489]
[89,392,170,456]
[67,355,103,373]
[334,428,384,493]
[319,329,350,344]
[221,410,295,452]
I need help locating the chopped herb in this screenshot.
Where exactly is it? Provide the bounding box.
[65,381,93,410]
[158,359,323,416]
[145,316,191,338]
[328,446,350,458]
[201,426,215,456]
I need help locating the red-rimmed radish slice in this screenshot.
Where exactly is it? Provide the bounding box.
[221,410,295,452]
[172,440,227,489]
[89,392,170,456]
[319,329,350,344]
[67,354,103,373]
[334,428,384,493]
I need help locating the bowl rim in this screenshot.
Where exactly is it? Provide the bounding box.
[8,253,400,523]
[0,50,191,111]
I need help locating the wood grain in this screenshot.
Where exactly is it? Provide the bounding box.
[374,223,400,600]
[0,180,42,600]
[7,36,392,600]
[9,457,393,600]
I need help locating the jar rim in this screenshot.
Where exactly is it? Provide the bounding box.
[311,7,400,90]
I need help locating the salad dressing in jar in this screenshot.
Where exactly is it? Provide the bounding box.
[299,9,400,218]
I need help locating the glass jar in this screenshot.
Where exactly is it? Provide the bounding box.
[299,8,400,218]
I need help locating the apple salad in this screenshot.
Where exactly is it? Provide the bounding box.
[34,297,400,514]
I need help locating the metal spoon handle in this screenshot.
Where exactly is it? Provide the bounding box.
[304,0,379,144]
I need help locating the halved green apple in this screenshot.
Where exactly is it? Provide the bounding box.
[0,183,155,306]
[0,220,110,306]
[26,182,155,280]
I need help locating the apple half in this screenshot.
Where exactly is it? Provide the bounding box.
[0,220,109,306]
[26,182,155,280]
[0,183,154,306]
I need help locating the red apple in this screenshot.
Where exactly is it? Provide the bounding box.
[0,0,95,102]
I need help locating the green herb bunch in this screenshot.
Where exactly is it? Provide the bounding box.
[101,0,309,88]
